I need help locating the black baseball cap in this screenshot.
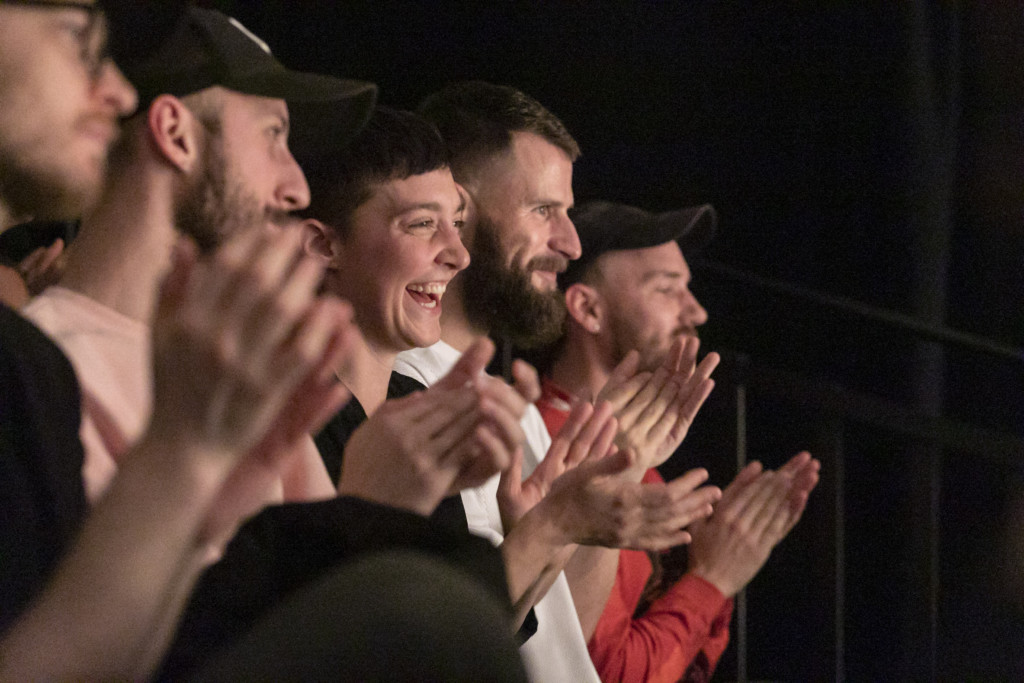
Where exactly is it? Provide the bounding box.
[560,201,717,289]
[111,5,377,156]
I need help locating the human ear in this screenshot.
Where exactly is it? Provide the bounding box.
[147,95,202,173]
[565,283,603,334]
[300,218,343,270]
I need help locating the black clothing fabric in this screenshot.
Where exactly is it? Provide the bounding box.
[191,550,529,683]
[159,496,512,680]
[314,370,539,644]
[0,303,87,635]
[315,371,425,484]
[315,371,469,533]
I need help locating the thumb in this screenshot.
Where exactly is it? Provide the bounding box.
[436,337,495,389]
[498,446,525,497]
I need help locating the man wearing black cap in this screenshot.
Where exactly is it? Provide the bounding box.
[25,5,378,502]
[539,200,821,682]
[0,2,362,679]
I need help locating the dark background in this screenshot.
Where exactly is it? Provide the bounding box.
[211,2,1024,679]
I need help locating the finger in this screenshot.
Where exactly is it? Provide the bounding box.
[476,394,526,453]
[423,390,485,451]
[587,411,619,464]
[269,293,344,391]
[664,467,710,497]
[459,427,515,490]
[779,450,813,477]
[617,367,672,431]
[717,461,763,506]
[657,376,715,450]
[435,337,495,389]
[635,369,685,430]
[595,350,650,410]
[661,336,688,374]
[496,445,525,501]
[511,359,541,402]
[195,226,274,318]
[547,400,595,467]
[747,471,803,542]
[736,472,789,536]
[222,228,309,336]
[566,401,616,467]
[474,373,529,421]
[792,459,822,495]
[243,249,325,366]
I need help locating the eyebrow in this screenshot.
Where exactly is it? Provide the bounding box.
[639,270,684,284]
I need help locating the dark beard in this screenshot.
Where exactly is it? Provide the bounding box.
[0,150,98,223]
[459,214,567,350]
[173,128,270,254]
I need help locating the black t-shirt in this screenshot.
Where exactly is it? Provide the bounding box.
[315,372,426,485]
[0,303,87,635]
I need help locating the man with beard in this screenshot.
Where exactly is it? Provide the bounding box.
[0,2,368,679]
[395,81,727,682]
[539,200,821,682]
[24,6,379,502]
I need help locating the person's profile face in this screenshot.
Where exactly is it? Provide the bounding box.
[596,241,708,372]
[471,131,579,296]
[330,167,469,352]
[0,0,136,223]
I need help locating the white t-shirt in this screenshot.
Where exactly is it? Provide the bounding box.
[395,340,601,683]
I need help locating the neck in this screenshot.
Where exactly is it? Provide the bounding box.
[439,280,489,352]
[547,329,613,403]
[59,166,178,323]
[336,331,397,417]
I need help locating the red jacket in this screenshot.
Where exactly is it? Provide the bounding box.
[537,378,733,683]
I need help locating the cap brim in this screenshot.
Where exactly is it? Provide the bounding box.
[231,69,378,159]
[655,204,717,254]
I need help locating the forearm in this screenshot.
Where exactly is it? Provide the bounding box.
[590,571,732,683]
[500,505,576,627]
[0,437,231,681]
[564,545,621,641]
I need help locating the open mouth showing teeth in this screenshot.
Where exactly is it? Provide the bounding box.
[407,283,446,309]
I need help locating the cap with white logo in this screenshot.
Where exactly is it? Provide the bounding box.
[118,6,377,155]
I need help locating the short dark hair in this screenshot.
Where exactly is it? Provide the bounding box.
[300,107,449,238]
[417,81,580,183]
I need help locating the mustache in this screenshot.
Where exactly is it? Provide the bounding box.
[266,209,295,227]
[527,255,569,274]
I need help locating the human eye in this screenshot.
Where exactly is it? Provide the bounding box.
[59,12,105,78]
[407,217,436,231]
[534,204,551,217]
[453,218,466,234]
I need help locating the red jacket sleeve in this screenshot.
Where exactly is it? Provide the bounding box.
[587,472,734,683]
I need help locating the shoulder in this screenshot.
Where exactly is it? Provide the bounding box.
[394,341,461,387]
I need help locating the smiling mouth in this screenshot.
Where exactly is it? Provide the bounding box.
[407,282,447,309]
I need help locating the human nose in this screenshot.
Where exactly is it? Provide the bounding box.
[551,211,582,261]
[94,60,138,118]
[680,289,708,328]
[438,223,470,271]
[276,149,311,211]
